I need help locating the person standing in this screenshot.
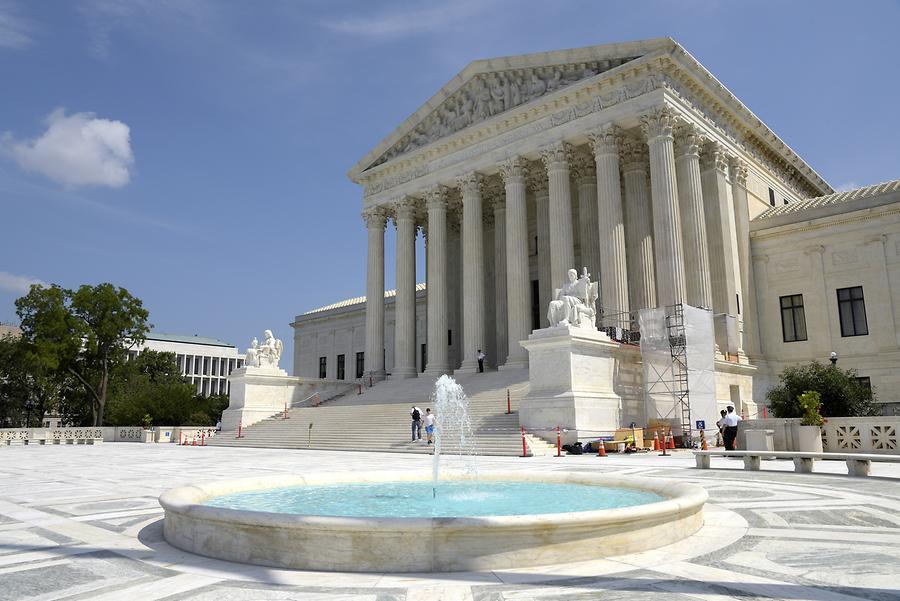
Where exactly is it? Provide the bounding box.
[723,406,741,450]
[424,408,436,445]
[477,349,485,373]
[715,409,727,447]
[410,405,423,442]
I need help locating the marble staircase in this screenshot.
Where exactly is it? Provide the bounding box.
[208,369,556,456]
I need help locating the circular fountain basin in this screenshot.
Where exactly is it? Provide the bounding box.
[159,470,707,572]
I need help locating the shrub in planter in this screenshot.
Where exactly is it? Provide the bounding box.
[767,362,878,418]
[798,390,824,427]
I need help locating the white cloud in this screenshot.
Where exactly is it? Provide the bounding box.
[3,108,134,188]
[0,271,46,294]
[322,0,493,39]
[0,0,33,48]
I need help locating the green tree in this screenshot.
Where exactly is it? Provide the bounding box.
[105,350,195,426]
[16,283,150,426]
[0,327,68,428]
[767,361,879,418]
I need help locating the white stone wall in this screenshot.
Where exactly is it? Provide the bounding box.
[751,193,900,409]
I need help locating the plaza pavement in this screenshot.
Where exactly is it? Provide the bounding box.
[1,443,900,600]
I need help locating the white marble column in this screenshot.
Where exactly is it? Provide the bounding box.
[641,106,686,308]
[457,172,485,373]
[530,167,551,328]
[363,206,387,377]
[700,141,741,318]
[572,151,601,281]
[540,142,575,288]
[589,124,629,327]
[424,186,450,374]
[392,197,418,378]
[621,138,656,311]
[730,159,760,358]
[493,193,508,367]
[674,122,713,310]
[500,156,531,368]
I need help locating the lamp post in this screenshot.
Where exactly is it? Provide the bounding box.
[829,351,838,367]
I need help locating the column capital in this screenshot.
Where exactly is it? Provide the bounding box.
[570,150,596,184]
[700,140,730,175]
[424,184,450,210]
[392,196,419,221]
[455,171,484,196]
[674,122,703,159]
[539,140,573,172]
[804,244,826,256]
[640,105,678,140]
[619,137,648,174]
[498,156,529,183]
[362,205,387,230]
[526,161,549,194]
[729,157,749,187]
[587,123,621,156]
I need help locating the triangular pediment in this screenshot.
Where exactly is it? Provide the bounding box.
[350,38,676,179]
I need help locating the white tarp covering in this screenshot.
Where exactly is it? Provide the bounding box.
[638,305,717,443]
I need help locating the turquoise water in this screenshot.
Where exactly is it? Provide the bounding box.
[203,481,663,518]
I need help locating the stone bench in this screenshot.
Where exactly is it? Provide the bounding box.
[694,450,900,477]
[3,437,102,446]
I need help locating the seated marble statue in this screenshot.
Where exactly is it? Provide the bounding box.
[244,330,284,369]
[547,268,599,329]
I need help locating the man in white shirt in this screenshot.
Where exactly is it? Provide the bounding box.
[723,406,741,450]
[424,408,436,445]
[477,349,485,373]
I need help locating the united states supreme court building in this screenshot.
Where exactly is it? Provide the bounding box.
[291,38,900,428]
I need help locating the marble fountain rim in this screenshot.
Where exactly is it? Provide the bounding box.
[159,470,707,530]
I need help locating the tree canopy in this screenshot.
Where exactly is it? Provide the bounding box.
[766,361,879,419]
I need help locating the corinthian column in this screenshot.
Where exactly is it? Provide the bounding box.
[572,151,601,281]
[456,172,485,373]
[493,194,508,367]
[730,158,760,357]
[641,106,686,308]
[621,139,656,311]
[500,157,531,368]
[589,124,629,327]
[363,205,387,377]
[700,141,740,318]
[530,166,551,327]
[674,122,713,310]
[392,197,418,378]
[424,186,450,374]
[540,141,575,288]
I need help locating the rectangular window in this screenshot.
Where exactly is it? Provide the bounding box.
[736,293,741,315]
[194,356,202,375]
[837,286,868,337]
[448,329,452,346]
[531,280,541,331]
[355,351,365,378]
[203,356,210,375]
[228,358,235,373]
[768,187,776,207]
[856,376,871,391]
[212,357,220,376]
[176,354,185,373]
[780,294,808,342]
[421,343,427,373]
[336,354,345,380]
[318,356,327,379]
[236,359,243,369]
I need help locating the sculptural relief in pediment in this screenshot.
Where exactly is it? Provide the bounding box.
[367,56,640,170]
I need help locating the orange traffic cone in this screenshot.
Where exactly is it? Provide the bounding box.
[652,431,661,451]
[667,430,676,449]
[597,442,607,457]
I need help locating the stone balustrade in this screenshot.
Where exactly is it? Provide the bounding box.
[737,417,900,455]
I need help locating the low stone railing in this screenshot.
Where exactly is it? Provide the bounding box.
[0,425,213,444]
[738,416,900,455]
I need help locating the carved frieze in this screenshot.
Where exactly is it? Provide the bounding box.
[369,57,639,168]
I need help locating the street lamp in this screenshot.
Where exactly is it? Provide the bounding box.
[830,351,838,367]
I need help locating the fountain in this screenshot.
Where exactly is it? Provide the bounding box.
[159,376,708,572]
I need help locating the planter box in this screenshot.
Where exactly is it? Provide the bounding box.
[797,425,823,453]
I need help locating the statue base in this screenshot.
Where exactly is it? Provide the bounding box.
[519,325,623,446]
[221,366,294,431]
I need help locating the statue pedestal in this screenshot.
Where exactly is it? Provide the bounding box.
[221,366,294,431]
[519,325,623,445]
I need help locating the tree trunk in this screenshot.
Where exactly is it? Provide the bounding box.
[96,355,109,426]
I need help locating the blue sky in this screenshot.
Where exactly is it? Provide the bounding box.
[1,0,898,371]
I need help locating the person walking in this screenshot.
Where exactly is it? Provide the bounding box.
[424,408,436,445]
[410,405,423,442]
[477,349,485,373]
[723,406,741,451]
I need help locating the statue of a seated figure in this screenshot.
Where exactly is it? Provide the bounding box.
[547,268,599,329]
[244,330,284,369]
